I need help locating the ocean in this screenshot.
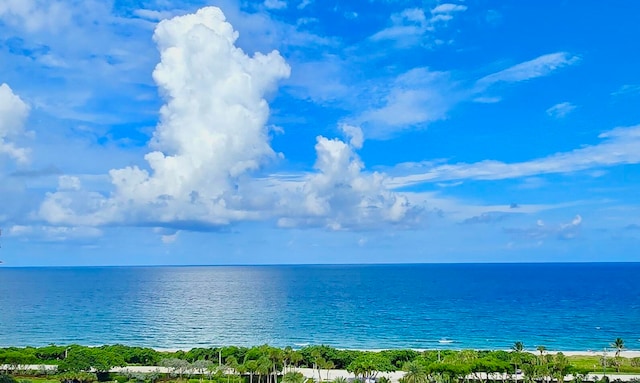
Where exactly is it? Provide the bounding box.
[0,263,639,351]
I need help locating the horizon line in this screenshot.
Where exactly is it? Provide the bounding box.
[1,260,639,268]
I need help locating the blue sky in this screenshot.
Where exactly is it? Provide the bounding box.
[1,0,639,266]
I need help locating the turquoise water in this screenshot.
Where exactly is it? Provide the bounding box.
[0,263,639,351]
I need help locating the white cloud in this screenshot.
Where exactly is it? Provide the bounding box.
[8,224,102,242]
[161,231,180,244]
[431,3,468,14]
[340,123,364,149]
[505,215,582,241]
[0,84,31,164]
[274,126,420,230]
[285,55,350,103]
[133,9,177,22]
[57,175,82,191]
[370,3,466,45]
[389,125,640,187]
[297,0,313,9]
[611,84,640,97]
[39,7,289,227]
[37,7,419,232]
[430,3,467,23]
[546,102,576,118]
[476,52,580,89]
[357,68,456,138]
[0,0,71,33]
[340,51,577,139]
[264,0,287,10]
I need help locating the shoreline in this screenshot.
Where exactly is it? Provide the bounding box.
[149,347,640,358]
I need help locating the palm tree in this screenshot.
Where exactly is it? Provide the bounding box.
[536,346,546,358]
[245,360,258,383]
[257,356,271,383]
[324,360,335,382]
[289,351,303,371]
[536,346,547,367]
[551,353,570,383]
[236,363,248,383]
[611,338,625,372]
[192,360,214,383]
[521,363,536,383]
[283,372,306,383]
[316,356,328,382]
[225,356,239,383]
[535,347,548,383]
[268,348,284,383]
[512,342,525,382]
[333,378,348,383]
[402,361,428,383]
[612,338,625,358]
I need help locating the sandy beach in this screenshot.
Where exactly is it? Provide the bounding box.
[152,348,640,358]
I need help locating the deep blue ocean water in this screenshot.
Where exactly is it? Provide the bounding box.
[1,263,639,351]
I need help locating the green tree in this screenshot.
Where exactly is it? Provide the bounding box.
[225,356,239,383]
[245,360,258,383]
[282,372,305,383]
[161,358,190,381]
[536,346,547,360]
[193,360,214,383]
[347,354,394,382]
[58,347,125,382]
[521,362,536,383]
[536,346,548,381]
[511,342,525,382]
[401,361,427,383]
[256,356,271,383]
[551,353,572,383]
[289,351,303,370]
[611,339,625,373]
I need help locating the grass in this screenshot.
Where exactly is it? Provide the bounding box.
[567,356,640,374]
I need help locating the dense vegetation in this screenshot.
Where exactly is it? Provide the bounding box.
[1,341,639,383]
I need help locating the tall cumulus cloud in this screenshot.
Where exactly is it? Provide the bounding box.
[39,7,419,232]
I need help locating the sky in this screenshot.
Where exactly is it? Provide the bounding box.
[0,0,639,266]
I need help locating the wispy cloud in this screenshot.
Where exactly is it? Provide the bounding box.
[505,215,582,241]
[389,125,640,187]
[370,3,467,46]
[0,0,71,33]
[546,101,576,118]
[351,51,579,139]
[356,68,457,138]
[611,84,640,97]
[476,52,580,89]
[263,0,287,10]
[462,212,511,225]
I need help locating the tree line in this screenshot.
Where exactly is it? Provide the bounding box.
[1,341,639,383]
